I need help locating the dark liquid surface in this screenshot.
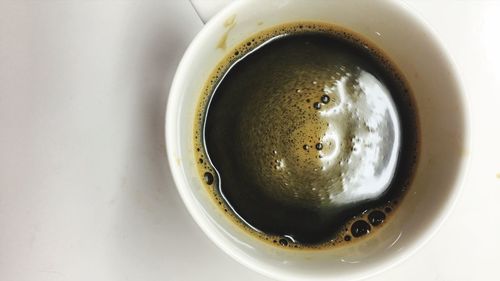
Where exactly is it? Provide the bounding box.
[197,25,418,248]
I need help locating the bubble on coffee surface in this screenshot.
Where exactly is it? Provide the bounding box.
[350,220,371,237]
[193,22,419,249]
[368,210,386,226]
[203,172,215,185]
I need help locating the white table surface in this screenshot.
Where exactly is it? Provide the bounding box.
[1,1,499,280]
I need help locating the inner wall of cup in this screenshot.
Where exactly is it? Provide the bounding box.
[171,0,468,278]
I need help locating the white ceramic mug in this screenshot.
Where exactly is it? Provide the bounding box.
[166,0,470,280]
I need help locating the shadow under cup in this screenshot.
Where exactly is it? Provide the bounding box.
[166,0,469,280]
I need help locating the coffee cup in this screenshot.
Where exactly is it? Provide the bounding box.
[166,1,470,280]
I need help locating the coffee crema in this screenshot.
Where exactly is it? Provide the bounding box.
[194,22,419,249]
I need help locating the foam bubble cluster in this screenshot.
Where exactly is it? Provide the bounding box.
[237,63,400,209]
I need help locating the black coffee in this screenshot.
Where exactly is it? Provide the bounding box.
[194,23,419,248]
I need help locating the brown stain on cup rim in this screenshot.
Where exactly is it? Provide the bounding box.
[217,15,237,50]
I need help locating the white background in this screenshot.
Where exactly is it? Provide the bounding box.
[0,1,499,280]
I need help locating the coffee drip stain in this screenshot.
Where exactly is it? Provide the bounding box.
[217,15,237,50]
